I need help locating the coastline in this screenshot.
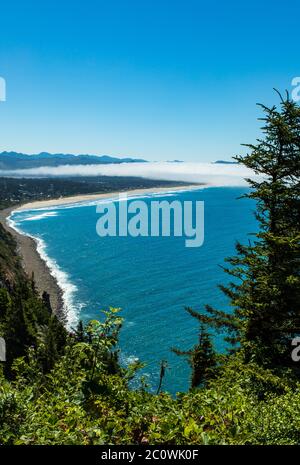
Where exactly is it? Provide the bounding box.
[0,205,64,316]
[14,184,202,211]
[0,183,202,324]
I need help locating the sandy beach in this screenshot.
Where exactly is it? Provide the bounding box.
[14,184,201,211]
[0,184,201,320]
[0,205,64,315]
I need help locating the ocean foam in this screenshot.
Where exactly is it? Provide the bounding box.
[7,187,200,329]
[22,211,58,221]
[8,212,82,329]
[17,187,203,214]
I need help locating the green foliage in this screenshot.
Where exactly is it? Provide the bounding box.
[0,92,299,445]
[172,315,217,389]
[1,346,300,445]
[186,92,300,376]
[0,220,68,376]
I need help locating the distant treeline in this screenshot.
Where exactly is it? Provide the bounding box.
[0,176,189,209]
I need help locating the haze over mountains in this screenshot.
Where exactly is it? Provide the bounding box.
[0,152,147,170]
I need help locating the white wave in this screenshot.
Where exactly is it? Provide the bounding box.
[5,175,250,329]
[22,211,58,221]
[33,236,81,328]
[7,187,200,325]
[7,212,81,328]
[15,187,200,215]
[7,215,20,233]
[120,352,140,367]
[126,355,140,365]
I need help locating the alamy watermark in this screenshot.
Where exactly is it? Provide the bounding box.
[0,77,6,101]
[291,77,300,102]
[96,194,204,248]
[291,337,300,362]
[0,337,6,361]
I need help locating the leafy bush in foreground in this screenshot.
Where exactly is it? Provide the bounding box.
[1,308,300,445]
[0,92,299,445]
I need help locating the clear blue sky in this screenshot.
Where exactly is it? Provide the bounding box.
[0,0,299,161]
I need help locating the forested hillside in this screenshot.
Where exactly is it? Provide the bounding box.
[0,176,188,210]
[0,94,299,445]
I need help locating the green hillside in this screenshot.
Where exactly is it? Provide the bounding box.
[0,94,299,445]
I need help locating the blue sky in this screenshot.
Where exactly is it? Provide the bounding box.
[0,0,299,161]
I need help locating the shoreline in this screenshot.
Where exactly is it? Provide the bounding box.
[0,183,202,324]
[0,205,65,317]
[14,184,202,211]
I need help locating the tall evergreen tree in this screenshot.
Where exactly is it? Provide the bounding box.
[173,312,216,389]
[74,320,86,342]
[190,92,300,374]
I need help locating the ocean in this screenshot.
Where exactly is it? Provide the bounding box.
[10,186,257,394]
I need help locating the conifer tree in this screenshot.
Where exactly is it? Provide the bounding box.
[190,92,300,374]
[173,312,216,388]
[74,320,86,342]
[42,291,52,314]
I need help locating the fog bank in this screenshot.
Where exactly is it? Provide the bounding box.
[0,162,257,187]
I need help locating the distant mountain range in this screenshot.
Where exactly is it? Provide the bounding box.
[0,152,147,170]
[214,160,238,164]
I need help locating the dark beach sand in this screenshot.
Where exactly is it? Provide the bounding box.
[0,207,64,315]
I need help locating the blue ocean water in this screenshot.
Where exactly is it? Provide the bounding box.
[11,187,256,394]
